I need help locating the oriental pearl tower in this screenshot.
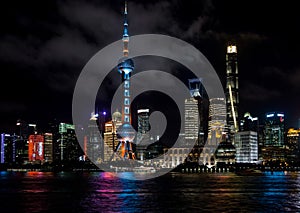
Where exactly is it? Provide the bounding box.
[114,0,136,160]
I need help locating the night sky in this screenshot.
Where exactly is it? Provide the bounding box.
[1,0,300,133]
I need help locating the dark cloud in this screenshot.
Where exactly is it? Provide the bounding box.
[1,0,300,131]
[288,68,300,91]
[241,83,281,102]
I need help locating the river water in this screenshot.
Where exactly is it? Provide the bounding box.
[0,171,300,212]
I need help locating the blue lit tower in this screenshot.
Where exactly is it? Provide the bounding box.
[114,0,136,160]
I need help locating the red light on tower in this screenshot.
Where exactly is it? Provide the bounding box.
[280,116,284,122]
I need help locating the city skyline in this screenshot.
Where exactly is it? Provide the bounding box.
[1,2,300,212]
[1,0,300,133]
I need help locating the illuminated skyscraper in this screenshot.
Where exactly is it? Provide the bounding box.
[44,133,53,163]
[114,0,136,159]
[136,109,150,161]
[56,123,82,162]
[15,120,36,164]
[235,131,258,163]
[200,98,226,167]
[104,121,114,162]
[184,98,199,146]
[264,112,285,147]
[28,134,44,162]
[286,128,300,161]
[208,98,227,135]
[86,112,103,163]
[0,133,4,164]
[239,112,263,160]
[225,44,239,142]
[262,112,285,162]
[0,133,15,164]
[104,110,123,162]
[240,112,259,132]
[184,78,204,147]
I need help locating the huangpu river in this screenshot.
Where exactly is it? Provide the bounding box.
[0,170,300,212]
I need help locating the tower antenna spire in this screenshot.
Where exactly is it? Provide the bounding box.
[122,0,129,57]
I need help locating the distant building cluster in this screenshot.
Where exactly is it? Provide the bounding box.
[163,44,300,169]
[0,121,83,167]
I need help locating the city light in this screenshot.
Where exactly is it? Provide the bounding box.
[227,45,237,53]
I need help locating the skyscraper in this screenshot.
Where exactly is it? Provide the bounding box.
[208,98,227,135]
[239,112,263,161]
[136,109,150,161]
[286,128,300,162]
[44,133,53,163]
[104,121,114,162]
[104,110,122,162]
[240,112,259,132]
[262,112,285,162]
[200,98,226,167]
[15,120,36,164]
[184,78,205,147]
[264,112,285,147]
[86,112,103,163]
[225,44,239,142]
[0,133,15,164]
[184,97,199,146]
[28,134,44,162]
[56,123,82,162]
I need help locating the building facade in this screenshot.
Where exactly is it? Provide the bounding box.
[262,112,285,162]
[0,133,16,164]
[103,110,122,162]
[86,112,103,163]
[184,97,199,146]
[235,131,258,163]
[44,133,53,163]
[264,112,285,147]
[28,134,44,162]
[200,98,227,167]
[136,109,150,161]
[55,123,82,162]
[286,128,300,162]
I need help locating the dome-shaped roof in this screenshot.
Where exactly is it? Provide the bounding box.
[112,110,122,122]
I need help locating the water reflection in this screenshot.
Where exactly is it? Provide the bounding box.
[0,171,300,212]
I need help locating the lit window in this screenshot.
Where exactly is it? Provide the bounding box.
[125,107,129,114]
[124,90,129,97]
[125,115,129,122]
[124,98,130,105]
[124,73,130,79]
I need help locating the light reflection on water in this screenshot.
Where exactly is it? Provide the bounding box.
[0,171,300,212]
